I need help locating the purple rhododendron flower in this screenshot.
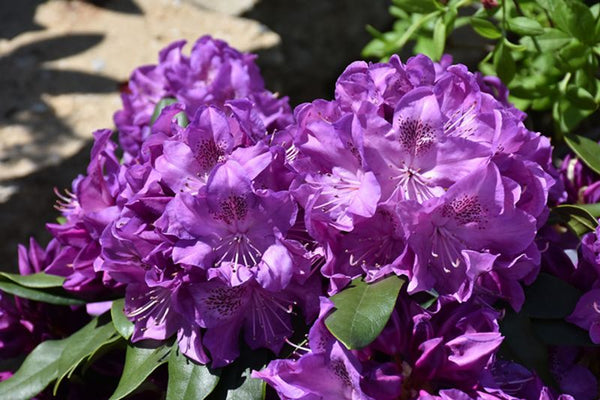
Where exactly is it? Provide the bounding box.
[1,237,88,364]
[16,34,589,398]
[558,154,600,205]
[255,294,503,399]
[282,54,556,306]
[43,129,123,296]
[114,36,292,161]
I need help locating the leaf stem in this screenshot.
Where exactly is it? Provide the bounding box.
[512,0,541,52]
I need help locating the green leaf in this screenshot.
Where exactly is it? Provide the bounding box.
[0,271,64,288]
[325,275,404,349]
[111,299,134,340]
[393,11,441,52]
[530,28,572,52]
[566,86,598,110]
[508,16,545,36]
[365,24,384,39]
[0,339,67,400]
[577,203,600,217]
[550,0,596,45]
[150,98,178,124]
[166,351,220,400]
[211,348,271,400]
[554,97,592,134]
[532,319,596,347]
[493,42,516,84]
[225,368,265,400]
[149,98,189,127]
[500,311,554,385]
[521,273,582,319]
[564,133,600,175]
[417,289,439,310]
[470,17,502,39]
[432,17,446,61]
[391,0,440,14]
[110,344,172,400]
[551,204,599,236]
[54,318,119,394]
[556,41,590,71]
[0,281,85,306]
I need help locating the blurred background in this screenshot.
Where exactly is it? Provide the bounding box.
[0,0,393,271]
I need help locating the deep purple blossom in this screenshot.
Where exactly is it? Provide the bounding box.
[114,36,292,160]
[255,294,503,399]
[281,54,556,305]
[558,155,600,205]
[43,129,122,296]
[1,237,88,361]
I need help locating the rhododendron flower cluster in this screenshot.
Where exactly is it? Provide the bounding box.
[2,36,598,400]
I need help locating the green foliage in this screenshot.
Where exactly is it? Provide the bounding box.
[110,344,172,400]
[550,204,599,236]
[209,348,272,400]
[167,351,220,400]
[363,0,600,136]
[111,298,135,340]
[53,318,120,394]
[0,280,85,306]
[325,275,404,349]
[565,133,600,175]
[0,318,119,400]
[0,271,65,288]
[150,97,189,127]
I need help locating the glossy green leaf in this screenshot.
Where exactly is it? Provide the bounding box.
[0,281,85,306]
[500,311,554,386]
[564,133,600,175]
[554,98,592,134]
[0,339,66,400]
[211,348,271,400]
[470,17,502,39]
[577,203,600,217]
[493,42,516,84]
[225,368,266,400]
[531,28,572,52]
[432,17,446,61]
[550,0,596,45]
[149,98,189,127]
[521,273,582,319]
[556,41,590,71]
[325,276,404,349]
[111,299,134,340]
[417,289,439,310]
[508,16,544,36]
[166,351,220,400]
[552,204,599,236]
[150,98,178,124]
[0,272,65,288]
[566,86,598,110]
[110,344,172,400]
[391,0,440,14]
[54,318,119,394]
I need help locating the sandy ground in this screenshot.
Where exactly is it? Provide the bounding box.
[0,0,391,271]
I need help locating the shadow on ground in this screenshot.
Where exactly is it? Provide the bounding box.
[0,142,93,272]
